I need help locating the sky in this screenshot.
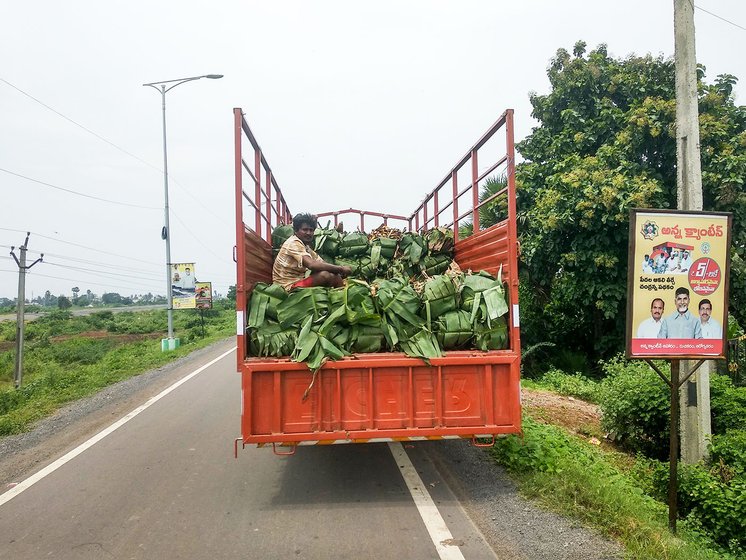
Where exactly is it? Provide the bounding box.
[2,1,745,302]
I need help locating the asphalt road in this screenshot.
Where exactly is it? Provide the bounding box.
[0,343,497,559]
[0,341,623,560]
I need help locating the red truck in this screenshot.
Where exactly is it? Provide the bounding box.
[233,107,521,454]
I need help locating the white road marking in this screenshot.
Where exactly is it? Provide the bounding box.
[0,346,236,508]
[388,441,467,560]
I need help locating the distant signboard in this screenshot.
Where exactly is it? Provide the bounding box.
[171,262,196,309]
[626,209,732,359]
[195,282,213,310]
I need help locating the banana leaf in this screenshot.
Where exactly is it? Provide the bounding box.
[398,325,443,361]
[373,278,423,349]
[314,222,341,256]
[334,256,360,277]
[398,232,427,265]
[248,321,297,357]
[292,308,349,371]
[328,280,379,326]
[460,267,508,325]
[358,250,390,280]
[425,227,455,255]
[435,310,473,350]
[247,282,288,327]
[370,237,398,260]
[474,316,508,350]
[272,224,294,251]
[338,231,369,257]
[277,287,329,329]
[348,324,385,353]
[421,253,451,277]
[421,275,458,319]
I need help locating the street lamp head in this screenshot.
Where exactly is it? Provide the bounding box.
[205,74,223,79]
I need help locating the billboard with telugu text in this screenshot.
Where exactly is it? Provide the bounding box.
[171,262,196,309]
[626,209,732,359]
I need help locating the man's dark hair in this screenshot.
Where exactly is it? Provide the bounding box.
[699,298,712,310]
[651,298,664,308]
[293,213,317,232]
[675,287,690,297]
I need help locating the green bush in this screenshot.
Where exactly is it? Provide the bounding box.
[598,355,670,458]
[710,373,746,434]
[651,462,746,555]
[709,429,746,476]
[541,368,602,403]
[48,338,116,365]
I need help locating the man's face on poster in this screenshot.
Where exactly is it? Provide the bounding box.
[651,299,664,321]
[699,302,712,323]
[676,292,690,314]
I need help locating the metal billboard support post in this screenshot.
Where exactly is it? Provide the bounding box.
[646,358,706,533]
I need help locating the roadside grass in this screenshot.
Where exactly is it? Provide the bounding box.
[0,306,235,436]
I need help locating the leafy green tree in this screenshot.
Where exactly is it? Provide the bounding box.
[57,295,72,310]
[101,292,122,305]
[516,41,746,363]
[227,285,237,301]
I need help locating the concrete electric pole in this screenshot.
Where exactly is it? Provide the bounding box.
[674,0,711,463]
[10,233,43,389]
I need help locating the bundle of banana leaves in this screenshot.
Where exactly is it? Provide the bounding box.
[460,267,508,326]
[474,318,508,351]
[421,275,458,319]
[337,231,369,257]
[314,221,341,256]
[421,253,451,277]
[398,232,427,266]
[435,310,473,350]
[247,282,287,327]
[272,223,294,251]
[425,227,455,256]
[277,287,329,329]
[249,322,298,357]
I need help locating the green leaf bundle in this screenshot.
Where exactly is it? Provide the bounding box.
[424,227,454,255]
[421,275,458,319]
[272,224,294,251]
[373,278,423,349]
[276,287,329,329]
[314,223,341,256]
[247,282,288,328]
[248,321,297,357]
[435,310,473,350]
[398,232,427,265]
[460,268,508,326]
[338,231,369,257]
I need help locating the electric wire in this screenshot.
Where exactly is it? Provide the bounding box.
[694,4,746,31]
[0,167,161,210]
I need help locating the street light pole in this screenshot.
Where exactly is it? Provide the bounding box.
[143,74,223,351]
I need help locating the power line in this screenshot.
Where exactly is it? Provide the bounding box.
[694,4,746,31]
[0,227,161,267]
[24,270,161,294]
[44,261,163,283]
[0,77,226,226]
[0,167,161,210]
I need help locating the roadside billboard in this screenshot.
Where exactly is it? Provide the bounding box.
[171,262,196,309]
[195,281,213,310]
[626,209,732,359]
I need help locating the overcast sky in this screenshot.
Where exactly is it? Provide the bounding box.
[2,1,744,301]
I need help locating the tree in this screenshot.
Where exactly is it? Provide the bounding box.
[57,295,72,310]
[516,42,746,363]
[227,285,237,301]
[101,292,123,305]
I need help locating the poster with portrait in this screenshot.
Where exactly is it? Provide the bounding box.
[171,262,196,309]
[626,209,732,359]
[195,282,213,310]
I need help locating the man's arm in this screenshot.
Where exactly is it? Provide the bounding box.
[302,255,352,277]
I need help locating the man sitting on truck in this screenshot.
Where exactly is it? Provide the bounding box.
[272,213,352,290]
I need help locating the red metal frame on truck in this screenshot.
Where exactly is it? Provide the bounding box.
[234,107,521,450]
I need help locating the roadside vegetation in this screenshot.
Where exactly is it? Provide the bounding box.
[0,302,235,436]
[496,362,746,560]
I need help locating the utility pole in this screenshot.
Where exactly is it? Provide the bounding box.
[674,0,711,463]
[10,233,43,389]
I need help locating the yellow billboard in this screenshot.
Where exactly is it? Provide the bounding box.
[626,209,732,359]
[171,262,196,309]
